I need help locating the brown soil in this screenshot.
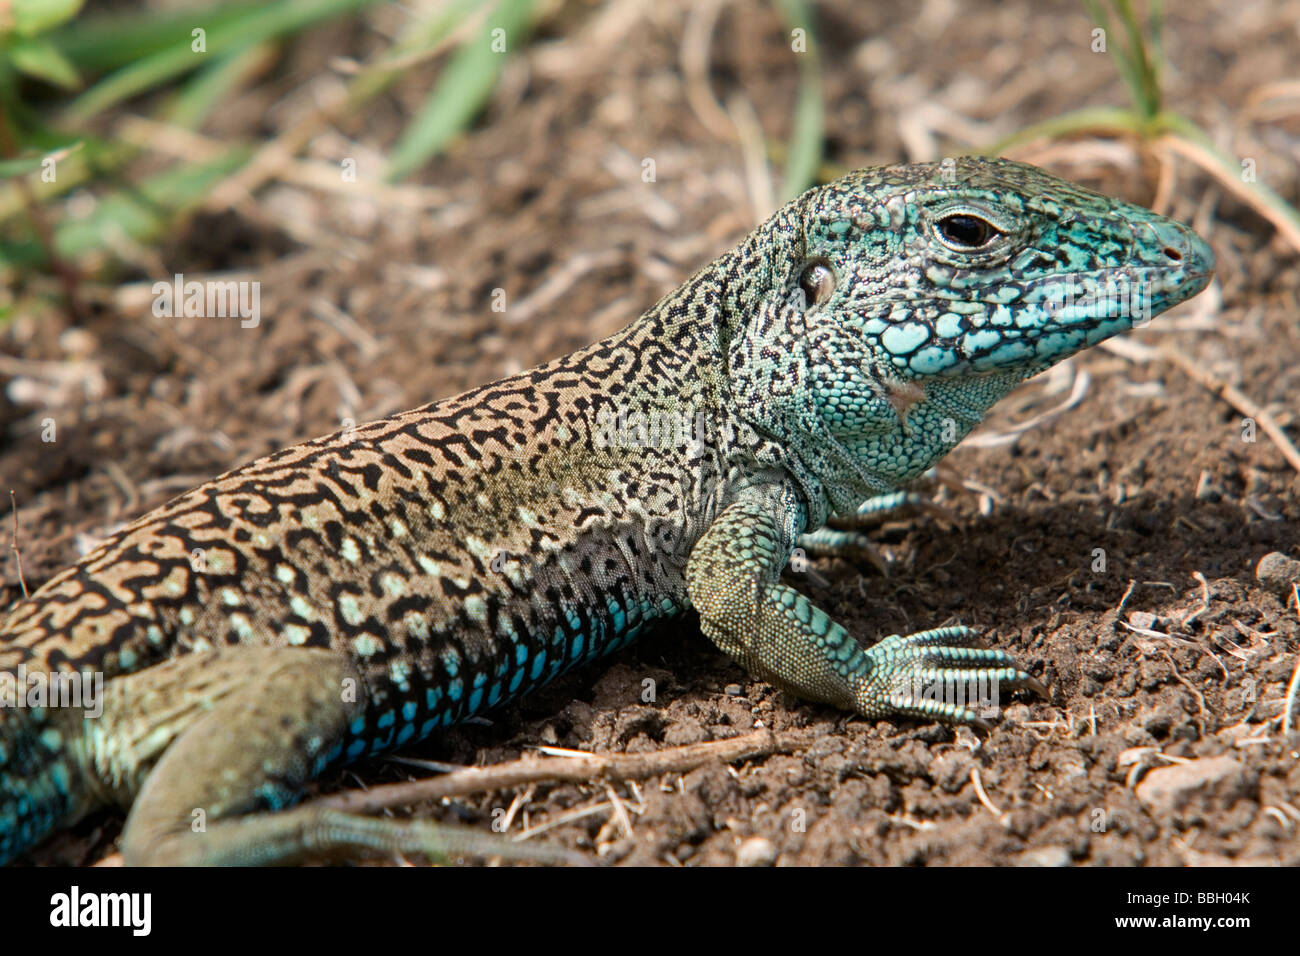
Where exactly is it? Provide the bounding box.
[4,0,1298,866]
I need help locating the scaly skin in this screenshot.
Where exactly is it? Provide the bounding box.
[0,158,1214,864]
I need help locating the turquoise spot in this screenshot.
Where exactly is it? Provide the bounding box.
[608,597,625,632]
[1087,318,1129,345]
[50,763,70,795]
[468,688,483,712]
[402,701,417,722]
[509,670,524,693]
[880,322,929,355]
[447,678,463,702]
[254,783,289,810]
[425,688,443,710]
[349,718,366,736]
[934,312,963,339]
[530,652,546,680]
[984,339,1035,365]
[346,740,366,760]
[909,346,958,374]
[961,328,1004,354]
[377,710,395,729]
[352,634,380,658]
[396,724,415,746]
[1035,330,1084,358]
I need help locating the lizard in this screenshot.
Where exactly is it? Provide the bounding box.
[0,157,1214,865]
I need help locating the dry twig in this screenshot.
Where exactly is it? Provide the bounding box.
[9,490,28,599]
[314,728,810,816]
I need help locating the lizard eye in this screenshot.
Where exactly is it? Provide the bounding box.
[798,258,836,306]
[934,214,999,249]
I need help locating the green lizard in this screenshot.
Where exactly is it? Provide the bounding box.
[0,157,1214,865]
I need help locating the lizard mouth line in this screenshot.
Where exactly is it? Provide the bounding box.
[1019,264,1212,294]
[874,267,1214,309]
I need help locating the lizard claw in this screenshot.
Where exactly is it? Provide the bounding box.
[856,626,1045,727]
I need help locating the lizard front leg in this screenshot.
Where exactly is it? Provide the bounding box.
[686,497,1046,726]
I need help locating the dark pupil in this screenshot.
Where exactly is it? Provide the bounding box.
[939,215,992,247]
[801,264,827,299]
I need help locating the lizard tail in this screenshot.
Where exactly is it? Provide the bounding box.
[0,704,83,864]
[1,611,101,864]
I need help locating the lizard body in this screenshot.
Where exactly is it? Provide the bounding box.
[0,158,1213,864]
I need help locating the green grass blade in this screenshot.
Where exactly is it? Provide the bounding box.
[384,0,538,183]
[352,0,484,102]
[11,0,84,37]
[1112,0,1160,118]
[165,41,271,129]
[8,36,82,89]
[50,1,273,73]
[0,153,50,178]
[63,0,379,124]
[774,0,824,200]
[984,105,1144,154]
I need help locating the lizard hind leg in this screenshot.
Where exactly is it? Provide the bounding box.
[111,647,577,865]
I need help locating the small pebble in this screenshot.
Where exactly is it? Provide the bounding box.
[1015,845,1071,867]
[1255,551,1300,595]
[736,836,778,867]
[1135,756,1250,816]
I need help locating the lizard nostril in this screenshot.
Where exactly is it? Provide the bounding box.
[1163,246,1182,262]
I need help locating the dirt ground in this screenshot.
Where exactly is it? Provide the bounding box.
[4,0,1299,865]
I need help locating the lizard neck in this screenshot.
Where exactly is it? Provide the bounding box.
[559,215,818,541]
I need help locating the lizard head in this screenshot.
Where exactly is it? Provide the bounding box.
[727,156,1214,515]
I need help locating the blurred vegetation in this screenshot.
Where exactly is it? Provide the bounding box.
[0,0,828,308]
[0,0,554,306]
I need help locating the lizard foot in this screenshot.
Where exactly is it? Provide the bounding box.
[858,625,1048,730]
